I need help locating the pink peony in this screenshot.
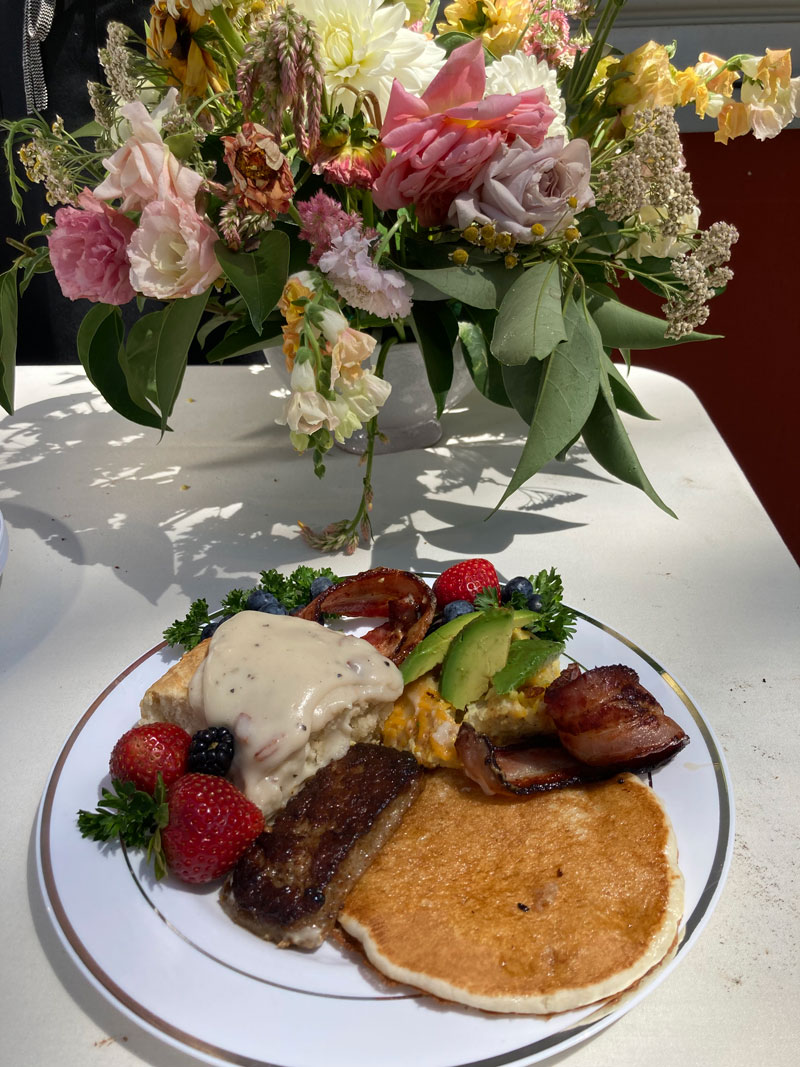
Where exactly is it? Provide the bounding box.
[94,100,204,212]
[127,198,221,300]
[372,39,555,225]
[48,188,136,305]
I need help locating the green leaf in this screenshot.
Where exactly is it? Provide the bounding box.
[582,357,676,517]
[77,305,163,429]
[70,120,104,138]
[0,269,19,415]
[215,230,290,332]
[458,317,511,407]
[495,299,602,509]
[588,292,720,350]
[120,312,163,415]
[604,354,657,420]
[435,30,479,56]
[204,320,281,363]
[401,264,497,309]
[18,245,51,296]
[491,261,566,366]
[410,302,459,417]
[153,291,209,433]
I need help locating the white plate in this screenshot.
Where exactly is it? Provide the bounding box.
[36,609,733,1067]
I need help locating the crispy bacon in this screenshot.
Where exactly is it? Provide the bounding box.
[296,567,435,666]
[544,664,689,769]
[455,723,603,795]
[455,664,689,796]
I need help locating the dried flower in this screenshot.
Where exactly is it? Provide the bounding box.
[222,123,294,215]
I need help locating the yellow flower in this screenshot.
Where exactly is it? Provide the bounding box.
[714,101,751,144]
[674,65,701,107]
[755,48,793,98]
[438,0,532,59]
[278,275,315,368]
[147,3,228,102]
[698,52,737,97]
[607,42,679,121]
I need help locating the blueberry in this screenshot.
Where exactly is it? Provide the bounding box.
[443,599,475,622]
[501,576,533,603]
[199,614,232,641]
[310,576,335,598]
[527,593,544,612]
[246,589,287,614]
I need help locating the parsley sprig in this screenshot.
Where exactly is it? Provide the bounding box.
[503,567,577,644]
[163,566,341,650]
[77,776,170,880]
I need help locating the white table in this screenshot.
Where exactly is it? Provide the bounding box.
[1,364,798,1067]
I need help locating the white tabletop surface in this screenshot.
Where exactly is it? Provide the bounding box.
[1,363,798,1067]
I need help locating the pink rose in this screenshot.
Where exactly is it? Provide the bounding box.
[127,198,221,300]
[48,188,136,305]
[372,39,555,226]
[94,100,204,211]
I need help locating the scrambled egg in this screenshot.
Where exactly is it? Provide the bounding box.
[382,653,562,768]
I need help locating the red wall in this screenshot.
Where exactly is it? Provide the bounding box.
[623,129,800,563]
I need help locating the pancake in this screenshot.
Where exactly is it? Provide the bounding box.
[339,770,683,1015]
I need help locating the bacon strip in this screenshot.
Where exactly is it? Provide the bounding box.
[296,567,435,666]
[455,664,689,796]
[544,664,689,769]
[455,723,602,796]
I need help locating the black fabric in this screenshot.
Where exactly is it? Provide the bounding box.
[1,2,151,363]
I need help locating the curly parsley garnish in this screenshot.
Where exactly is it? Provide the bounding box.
[504,567,577,644]
[163,566,341,651]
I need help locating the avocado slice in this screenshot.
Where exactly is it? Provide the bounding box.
[401,608,539,686]
[492,636,564,695]
[401,610,482,685]
[439,608,516,709]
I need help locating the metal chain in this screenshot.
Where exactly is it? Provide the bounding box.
[23,0,56,113]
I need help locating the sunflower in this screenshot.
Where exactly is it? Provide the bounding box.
[147,2,228,102]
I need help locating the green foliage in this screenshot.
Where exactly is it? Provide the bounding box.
[216,230,290,333]
[163,566,341,650]
[491,261,566,365]
[0,269,18,415]
[411,301,459,417]
[502,567,576,644]
[77,776,169,880]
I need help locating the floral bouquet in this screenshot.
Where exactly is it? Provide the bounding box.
[2,1,797,552]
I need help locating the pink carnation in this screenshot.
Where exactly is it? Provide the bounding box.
[48,188,136,305]
[297,192,359,265]
[373,39,555,226]
[127,198,221,300]
[318,227,413,320]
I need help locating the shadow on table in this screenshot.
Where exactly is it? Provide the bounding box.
[1,379,608,614]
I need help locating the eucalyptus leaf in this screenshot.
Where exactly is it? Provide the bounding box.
[495,300,602,509]
[588,292,720,350]
[401,264,497,309]
[153,291,209,433]
[205,320,281,363]
[411,302,458,417]
[76,305,162,429]
[0,269,19,415]
[604,355,657,420]
[582,359,676,517]
[458,318,511,407]
[216,230,290,332]
[492,261,566,366]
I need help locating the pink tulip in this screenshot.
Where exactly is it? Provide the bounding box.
[48,188,136,305]
[373,39,555,225]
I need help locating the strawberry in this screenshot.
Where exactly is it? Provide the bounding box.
[78,771,264,885]
[109,723,191,795]
[432,558,501,608]
[162,774,264,884]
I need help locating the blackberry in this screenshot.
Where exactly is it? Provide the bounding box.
[187,727,235,777]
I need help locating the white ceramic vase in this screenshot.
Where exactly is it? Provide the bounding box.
[266,341,474,454]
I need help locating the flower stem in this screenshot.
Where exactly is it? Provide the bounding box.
[211,6,245,60]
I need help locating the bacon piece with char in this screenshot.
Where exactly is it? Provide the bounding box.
[296,567,435,666]
[544,664,689,768]
[455,664,689,797]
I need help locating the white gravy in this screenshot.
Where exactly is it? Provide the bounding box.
[188,612,402,815]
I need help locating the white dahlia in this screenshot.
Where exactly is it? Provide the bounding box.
[485,52,568,141]
[291,0,444,120]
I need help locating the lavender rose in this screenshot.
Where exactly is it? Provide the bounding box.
[48,189,136,305]
[448,137,595,242]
